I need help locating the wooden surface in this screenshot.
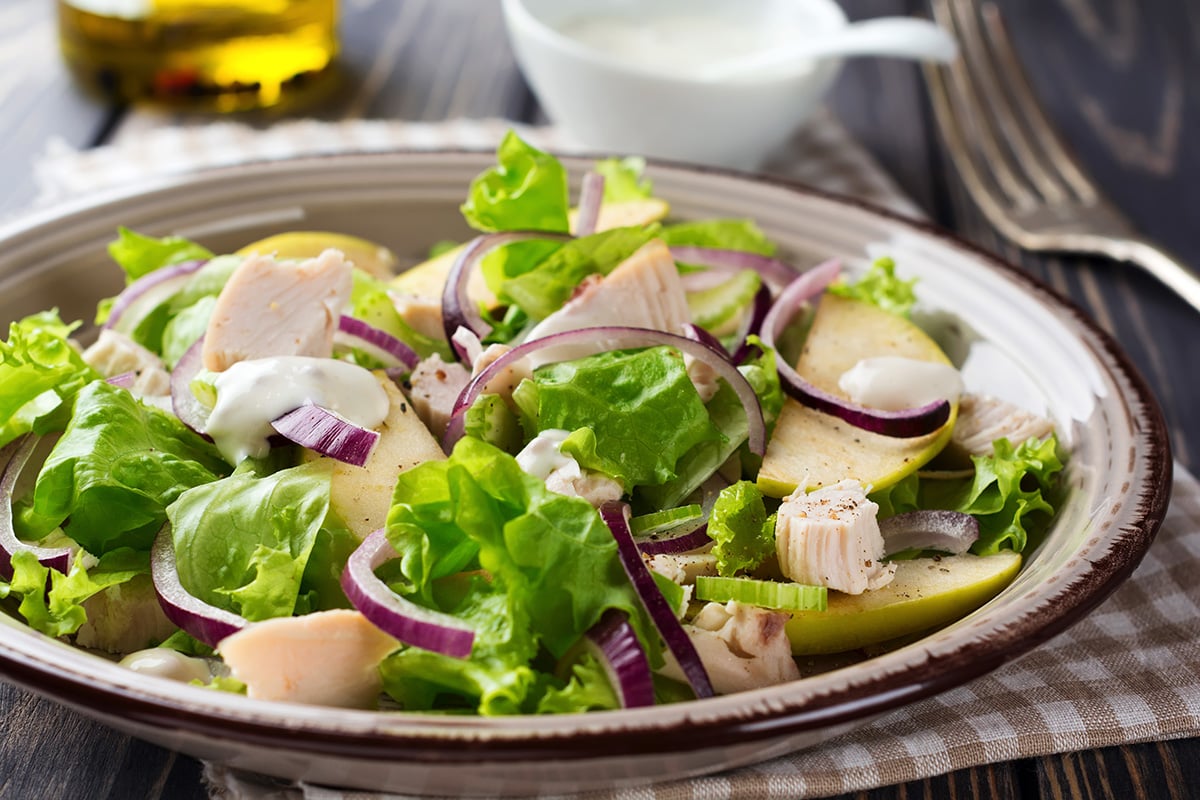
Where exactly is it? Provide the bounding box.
[0,0,1197,798]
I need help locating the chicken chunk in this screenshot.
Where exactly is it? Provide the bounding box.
[202,249,352,372]
[662,601,800,695]
[775,480,896,595]
[522,239,692,368]
[389,291,445,342]
[645,552,718,586]
[217,609,399,708]
[82,329,171,398]
[949,393,1056,460]
[408,353,471,438]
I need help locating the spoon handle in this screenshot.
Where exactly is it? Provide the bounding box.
[704,17,958,80]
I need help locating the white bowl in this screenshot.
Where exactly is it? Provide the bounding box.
[502,0,846,170]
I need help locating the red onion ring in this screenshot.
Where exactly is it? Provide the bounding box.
[444,327,765,456]
[441,232,569,344]
[336,316,420,370]
[169,338,211,438]
[150,525,247,647]
[574,172,606,238]
[341,529,476,658]
[271,404,380,467]
[583,609,654,708]
[0,436,72,580]
[600,501,713,699]
[881,510,979,556]
[104,259,206,332]
[668,246,797,292]
[760,260,951,438]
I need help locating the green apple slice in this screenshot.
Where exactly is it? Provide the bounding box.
[301,373,444,541]
[757,293,958,498]
[785,551,1021,655]
[237,231,399,279]
[568,198,670,234]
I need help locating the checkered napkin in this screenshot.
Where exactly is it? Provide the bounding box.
[34,114,1200,800]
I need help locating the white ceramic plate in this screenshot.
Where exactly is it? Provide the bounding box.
[0,152,1170,796]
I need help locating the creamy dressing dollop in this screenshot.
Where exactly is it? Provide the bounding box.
[837,356,963,410]
[205,356,389,464]
[119,648,212,684]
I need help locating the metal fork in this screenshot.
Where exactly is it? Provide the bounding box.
[923,0,1200,313]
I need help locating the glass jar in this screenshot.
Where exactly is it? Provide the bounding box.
[57,0,339,112]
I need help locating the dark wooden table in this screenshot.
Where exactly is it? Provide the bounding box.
[1,0,1197,797]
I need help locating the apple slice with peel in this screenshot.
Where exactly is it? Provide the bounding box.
[237,231,399,280]
[757,293,958,498]
[786,551,1021,655]
[569,198,670,234]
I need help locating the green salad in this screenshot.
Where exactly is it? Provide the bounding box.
[0,133,1064,714]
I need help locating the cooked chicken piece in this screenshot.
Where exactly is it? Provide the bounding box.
[522,239,692,368]
[661,600,799,694]
[389,291,445,342]
[515,429,624,506]
[82,329,171,397]
[473,343,532,400]
[202,249,352,372]
[775,480,896,595]
[408,353,471,438]
[949,393,1056,460]
[645,552,718,585]
[218,609,399,708]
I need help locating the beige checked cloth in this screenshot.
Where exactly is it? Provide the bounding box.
[33,115,1200,800]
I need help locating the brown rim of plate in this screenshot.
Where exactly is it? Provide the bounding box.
[0,150,1173,762]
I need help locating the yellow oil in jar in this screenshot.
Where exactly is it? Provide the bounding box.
[57,0,338,111]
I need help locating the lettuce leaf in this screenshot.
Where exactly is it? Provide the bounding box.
[380,438,657,714]
[460,132,570,234]
[0,311,98,449]
[512,347,721,489]
[829,257,917,318]
[107,227,213,283]
[19,381,228,555]
[166,458,349,621]
[0,548,148,638]
[871,434,1064,554]
[659,219,775,255]
[495,226,656,321]
[594,157,653,202]
[708,481,775,577]
[535,650,620,713]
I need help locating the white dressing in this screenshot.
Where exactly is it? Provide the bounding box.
[837,356,963,411]
[555,11,813,79]
[516,429,578,482]
[119,648,212,684]
[205,356,389,464]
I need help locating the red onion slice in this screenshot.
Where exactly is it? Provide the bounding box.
[447,326,765,456]
[881,510,979,556]
[583,609,654,708]
[150,526,246,647]
[336,316,420,370]
[0,436,72,580]
[169,337,212,438]
[600,502,714,699]
[574,172,606,238]
[105,371,136,389]
[635,525,711,556]
[270,404,379,468]
[729,284,773,365]
[104,259,206,332]
[760,260,951,438]
[681,323,729,358]
[341,529,475,658]
[668,246,798,292]
[442,232,569,343]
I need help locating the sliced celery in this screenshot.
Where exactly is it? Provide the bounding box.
[630,504,703,536]
[695,575,827,612]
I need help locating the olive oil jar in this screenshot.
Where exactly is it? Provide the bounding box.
[58,0,338,111]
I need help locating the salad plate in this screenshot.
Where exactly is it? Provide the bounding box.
[0,150,1170,796]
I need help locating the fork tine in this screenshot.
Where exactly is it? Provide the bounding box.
[930,0,1038,211]
[977,2,1100,204]
[948,0,1075,206]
